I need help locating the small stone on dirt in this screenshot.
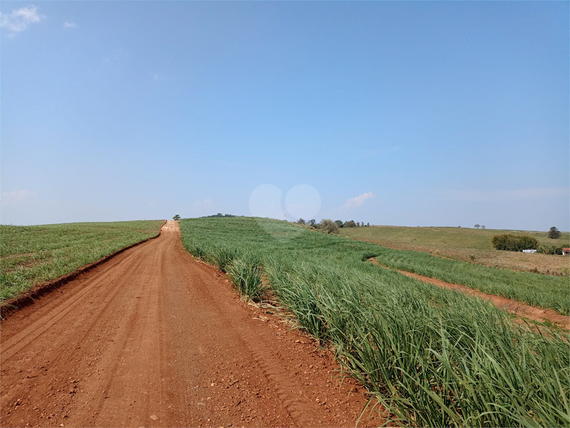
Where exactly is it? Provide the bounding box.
[149,415,158,421]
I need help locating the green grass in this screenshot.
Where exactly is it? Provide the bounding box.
[180,217,569,427]
[1,220,164,302]
[342,226,570,276]
[370,246,569,315]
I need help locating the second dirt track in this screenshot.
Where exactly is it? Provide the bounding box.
[1,221,379,427]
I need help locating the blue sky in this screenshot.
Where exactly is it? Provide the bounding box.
[1,1,568,231]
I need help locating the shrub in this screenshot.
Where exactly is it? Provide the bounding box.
[318,219,339,234]
[344,220,356,228]
[537,244,563,255]
[492,234,539,252]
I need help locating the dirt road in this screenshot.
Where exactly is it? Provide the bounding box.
[1,221,378,427]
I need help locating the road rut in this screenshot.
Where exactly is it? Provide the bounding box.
[1,221,379,427]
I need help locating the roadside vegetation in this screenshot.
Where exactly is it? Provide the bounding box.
[342,226,570,276]
[370,246,569,314]
[0,220,164,302]
[180,217,569,427]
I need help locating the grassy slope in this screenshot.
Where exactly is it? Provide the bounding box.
[1,220,164,301]
[342,226,570,276]
[180,217,569,427]
[370,246,569,315]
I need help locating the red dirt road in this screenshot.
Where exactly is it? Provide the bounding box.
[1,222,379,428]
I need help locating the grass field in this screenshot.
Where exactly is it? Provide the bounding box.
[0,220,164,302]
[342,226,570,276]
[180,217,569,427]
[368,246,569,315]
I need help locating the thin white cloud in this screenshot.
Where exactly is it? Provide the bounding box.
[63,21,78,29]
[344,192,375,210]
[440,187,570,202]
[0,5,44,36]
[2,190,36,206]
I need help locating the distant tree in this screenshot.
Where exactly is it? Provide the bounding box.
[308,219,317,227]
[481,225,486,230]
[319,219,339,234]
[548,227,561,239]
[173,214,181,220]
[335,220,343,228]
[492,234,538,251]
[344,220,356,228]
[298,218,306,225]
[474,224,481,229]
[366,222,370,227]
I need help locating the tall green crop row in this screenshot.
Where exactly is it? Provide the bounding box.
[180,217,570,427]
[371,247,569,314]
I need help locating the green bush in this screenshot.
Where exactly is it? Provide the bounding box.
[318,219,339,234]
[492,234,539,251]
[537,244,563,255]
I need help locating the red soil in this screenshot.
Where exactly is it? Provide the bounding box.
[1,222,382,427]
[368,258,569,330]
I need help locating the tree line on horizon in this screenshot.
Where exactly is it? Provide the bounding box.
[297,218,370,234]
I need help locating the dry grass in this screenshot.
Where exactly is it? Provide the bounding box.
[342,226,570,276]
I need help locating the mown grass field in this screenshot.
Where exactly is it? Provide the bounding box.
[0,220,164,302]
[342,226,570,276]
[180,217,569,427]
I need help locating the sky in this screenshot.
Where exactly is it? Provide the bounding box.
[1,1,568,231]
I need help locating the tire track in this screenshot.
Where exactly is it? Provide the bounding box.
[1,222,381,428]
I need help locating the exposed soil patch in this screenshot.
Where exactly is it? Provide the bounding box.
[1,253,37,260]
[1,221,382,427]
[367,258,569,330]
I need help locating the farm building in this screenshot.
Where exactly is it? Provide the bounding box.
[563,248,570,256]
